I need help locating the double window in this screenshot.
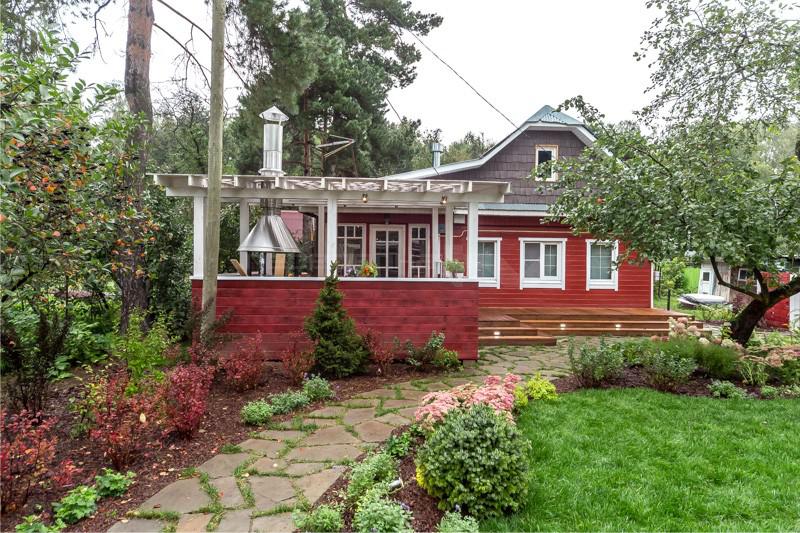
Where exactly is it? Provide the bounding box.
[518,238,566,289]
[477,238,501,288]
[336,224,365,276]
[586,240,618,290]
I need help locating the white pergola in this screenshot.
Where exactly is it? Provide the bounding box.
[153,174,510,279]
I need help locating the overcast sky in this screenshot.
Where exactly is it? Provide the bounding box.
[72,0,655,144]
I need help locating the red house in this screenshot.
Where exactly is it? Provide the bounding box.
[156,106,676,360]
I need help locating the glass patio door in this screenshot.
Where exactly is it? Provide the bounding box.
[370,225,404,278]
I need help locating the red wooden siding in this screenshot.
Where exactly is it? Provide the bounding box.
[191,279,479,359]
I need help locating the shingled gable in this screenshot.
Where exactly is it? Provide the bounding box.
[387,105,595,208]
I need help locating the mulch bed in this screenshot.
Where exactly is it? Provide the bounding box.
[0,362,440,533]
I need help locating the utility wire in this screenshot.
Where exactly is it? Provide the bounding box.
[386,98,403,122]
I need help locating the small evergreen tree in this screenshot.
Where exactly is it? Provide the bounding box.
[304,262,367,378]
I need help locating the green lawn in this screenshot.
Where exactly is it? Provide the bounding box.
[480,389,800,532]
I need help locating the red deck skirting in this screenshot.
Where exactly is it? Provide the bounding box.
[192,279,480,360]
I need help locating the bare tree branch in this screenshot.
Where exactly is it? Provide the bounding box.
[153,21,211,89]
[91,0,114,60]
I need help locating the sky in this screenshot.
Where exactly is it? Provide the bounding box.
[71,0,656,144]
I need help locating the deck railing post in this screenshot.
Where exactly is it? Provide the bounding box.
[325,198,338,273]
[467,202,478,279]
[445,204,454,271]
[193,196,205,277]
[317,204,326,276]
[431,206,440,277]
[239,199,249,272]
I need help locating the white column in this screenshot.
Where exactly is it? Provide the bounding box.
[431,206,440,278]
[467,202,479,279]
[239,199,249,271]
[193,196,205,277]
[325,198,338,275]
[317,205,326,276]
[445,204,454,263]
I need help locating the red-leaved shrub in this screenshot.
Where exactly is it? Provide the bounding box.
[90,372,165,469]
[0,410,57,512]
[53,459,82,489]
[221,334,267,391]
[280,331,314,385]
[362,330,396,376]
[166,364,215,436]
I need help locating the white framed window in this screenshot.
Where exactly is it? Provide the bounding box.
[737,268,751,282]
[337,224,366,276]
[370,225,405,278]
[534,144,559,181]
[585,240,618,290]
[477,237,501,288]
[408,224,429,278]
[518,238,566,289]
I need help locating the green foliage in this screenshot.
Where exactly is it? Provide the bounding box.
[52,486,98,525]
[112,311,172,389]
[293,504,344,533]
[240,400,274,426]
[437,511,479,533]
[695,305,736,322]
[568,339,625,387]
[737,358,769,386]
[305,264,367,378]
[641,350,697,391]
[760,385,800,399]
[347,452,396,503]
[385,430,413,459]
[626,337,740,380]
[658,258,687,292]
[431,348,460,369]
[776,358,800,386]
[14,515,64,533]
[302,375,334,402]
[708,380,750,400]
[268,391,311,415]
[94,469,135,498]
[416,404,531,517]
[522,373,559,401]
[408,331,447,366]
[441,132,493,165]
[352,496,412,533]
[444,260,465,274]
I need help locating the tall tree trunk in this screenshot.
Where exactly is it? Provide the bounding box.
[201,0,225,332]
[729,298,767,345]
[118,0,154,332]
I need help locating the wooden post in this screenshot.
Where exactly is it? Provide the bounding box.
[325,198,338,273]
[467,202,478,279]
[317,204,326,276]
[201,0,225,331]
[193,196,205,277]
[239,199,249,272]
[431,206,439,278]
[445,204,454,269]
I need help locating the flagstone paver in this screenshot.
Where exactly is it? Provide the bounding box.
[110,342,572,532]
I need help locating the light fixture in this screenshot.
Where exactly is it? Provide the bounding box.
[440,195,448,205]
[615,323,622,330]
[493,331,501,337]
[560,323,566,330]
[362,193,368,203]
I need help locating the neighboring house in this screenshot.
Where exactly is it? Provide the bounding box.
[155,105,669,359]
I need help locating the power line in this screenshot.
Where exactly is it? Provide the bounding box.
[386,98,403,122]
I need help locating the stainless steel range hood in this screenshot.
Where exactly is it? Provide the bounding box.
[238,212,301,254]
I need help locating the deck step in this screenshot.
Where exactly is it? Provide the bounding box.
[521,319,703,329]
[479,326,539,335]
[538,327,668,337]
[478,319,521,328]
[479,335,557,346]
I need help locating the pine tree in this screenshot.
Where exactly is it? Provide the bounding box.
[304,262,367,378]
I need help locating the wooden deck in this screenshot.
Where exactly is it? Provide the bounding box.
[478,307,699,347]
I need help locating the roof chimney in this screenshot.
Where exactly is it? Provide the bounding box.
[431,142,443,168]
[259,106,289,177]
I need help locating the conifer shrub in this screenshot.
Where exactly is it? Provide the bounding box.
[304,263,368,378]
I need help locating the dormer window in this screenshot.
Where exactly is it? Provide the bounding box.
[534,144,558,180]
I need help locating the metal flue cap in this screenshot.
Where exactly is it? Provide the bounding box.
[259,106,289,123]
[238,215,301,254]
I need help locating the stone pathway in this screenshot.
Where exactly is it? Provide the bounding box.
[109,343,570,533]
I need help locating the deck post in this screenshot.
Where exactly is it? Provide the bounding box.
[467,202,478,279]
[445,204,454,269]
[317,204,325,276]
[238,199,249,271]
[193,196,205,277]
[431,206,440,277]
[325,198,337,274]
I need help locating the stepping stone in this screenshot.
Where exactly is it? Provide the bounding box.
[375,413,411,426]
[108,519,162,533]
[394,381,420,390]
[301,426,360,446]
[251,457,288,474]
[284,462,327,476]
[395,407,418,420]
[175,513,213,533]
[397,389,428,401]
[444,377,473,386]
[303,418,337,427]
[139,478,210,513]
[249,476,296,511]
[294,467,344,504]
[286,444,361,462]
[419,381,449,391]
[215,510,252,533]
[382,399,418,409]
[238,439,283,457]
[198,453,253,478]
[354,421,394,442]
[339,398,381,408]
[307,406,346,418]
[356,388,396,399]
[342,408,376,425]
[251,512,294,533]
[258,429,306,441]
[213,476,244,508]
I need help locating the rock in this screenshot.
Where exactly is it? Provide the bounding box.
[175,513,213,533]
[198,453,253,479]
[353,421,394,442]
[294,467,344,504]
[286,444,362,462]
[213,476,245,508]
[250,513,295,533]
[108,519,162,533]
[215,510,251,533]
[301,426,361,446]
[249,476,295,511]
[139,478,211,514]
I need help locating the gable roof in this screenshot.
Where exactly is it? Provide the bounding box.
[387,105,595,180]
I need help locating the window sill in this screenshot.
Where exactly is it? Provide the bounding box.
[520,280,564,290]
[479,279,500,288]
[587,281,618,291]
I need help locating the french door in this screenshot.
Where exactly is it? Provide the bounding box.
[370,225,405,278]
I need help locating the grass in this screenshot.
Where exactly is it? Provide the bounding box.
[481,388,800,532]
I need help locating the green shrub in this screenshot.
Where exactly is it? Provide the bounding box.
[269,391,310,415]
[760,385,779,399]
[615,338,657,366]
[760,384,800,399]
[513,386,529,410]
[641,350,697,391]
[112,311,173,390]
[415,404,530,517]
[52,486,98,525]
[385,430,413,458]
[352,496,412,533]
[94,469,135,498]
[695,305,735,322]
[522,373,558,401]
[293,504,344,532]
[241,400,274,425]
[568,339,625,387]
[708,380,749,399]
[347,452,396,502]
[737,357,769,386]
[432,348,460,369]
[14,515,64,533]
[303,375,334,402]
[657,337,738,379]
[437,511,479,533]
[776,358,800,385]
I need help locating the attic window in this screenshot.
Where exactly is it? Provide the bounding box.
[534,144,558,180]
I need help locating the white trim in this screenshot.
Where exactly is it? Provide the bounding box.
[585,239,619,291]
[431,207,440,277]
[477,237,502,288]
[650,262,654,308]
[466,202,479,280]
[407,223,430,278]
[325,198,338,272]
[192,196,205,277]
[790,287,799,329]
[370,225,406,278]
[238,200,249,269]
[336,223,367,276]
[477,209,550,217]
[534,144,559,181]
[518,237,567,290]
[192,275,478,283]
